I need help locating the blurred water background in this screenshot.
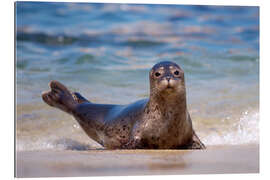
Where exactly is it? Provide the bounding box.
[16,2,259,151]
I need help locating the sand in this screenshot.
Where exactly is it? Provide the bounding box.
[16,144,259,177]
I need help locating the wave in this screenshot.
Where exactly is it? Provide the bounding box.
[203,111,259,145]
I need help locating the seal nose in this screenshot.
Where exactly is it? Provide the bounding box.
[165,76,174,88]
[165,76,171,82]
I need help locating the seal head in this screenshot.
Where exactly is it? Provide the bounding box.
[149,61,186,105]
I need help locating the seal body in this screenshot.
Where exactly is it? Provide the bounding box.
[42,61,205,149]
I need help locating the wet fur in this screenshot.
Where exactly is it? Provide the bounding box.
[42,62,205,149]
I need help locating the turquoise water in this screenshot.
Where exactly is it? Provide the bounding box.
[16,2,259,150]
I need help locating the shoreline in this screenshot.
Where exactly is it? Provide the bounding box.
[16,144,259,177]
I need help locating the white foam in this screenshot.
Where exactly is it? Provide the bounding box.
[16,136,103,151]
[203,111,259,145]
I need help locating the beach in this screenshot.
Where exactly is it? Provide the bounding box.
[16,145,259,177]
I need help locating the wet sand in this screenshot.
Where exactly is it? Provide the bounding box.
[16,144,259,177]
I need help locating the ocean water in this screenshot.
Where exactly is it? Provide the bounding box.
[16,2,259,151]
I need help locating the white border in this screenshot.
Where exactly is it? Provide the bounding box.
[1,0,268,180]
[11,0,260,6]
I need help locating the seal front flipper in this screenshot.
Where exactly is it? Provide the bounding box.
[192,132,206,149]
[42,80,77,114]
[186,132,206,149]
[121,137,143,149]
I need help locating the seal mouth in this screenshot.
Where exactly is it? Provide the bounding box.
[164,85,175,92]
[167,84,174,89]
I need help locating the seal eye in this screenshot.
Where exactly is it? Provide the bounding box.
[174,70,179,76]
[155,72,161,77]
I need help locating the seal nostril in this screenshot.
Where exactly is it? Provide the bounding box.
[174,70,179,76]
[155,72,161,77]
[166,76,171,81]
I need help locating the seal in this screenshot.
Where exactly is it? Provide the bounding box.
[42,61,205,149]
